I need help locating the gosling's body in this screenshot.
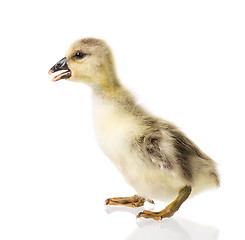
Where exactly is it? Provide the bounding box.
[93,87,218,202]
[49,38,219,220]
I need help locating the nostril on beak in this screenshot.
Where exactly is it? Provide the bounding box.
[55,63,62,69]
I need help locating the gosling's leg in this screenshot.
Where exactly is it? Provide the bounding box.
[137,186,192,220]
[105,195,154,208]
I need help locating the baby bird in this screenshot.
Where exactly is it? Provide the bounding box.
[49,38,219,221]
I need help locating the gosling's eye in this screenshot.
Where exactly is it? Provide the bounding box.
[75,52,85,59]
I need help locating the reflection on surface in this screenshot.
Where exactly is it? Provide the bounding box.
[129,218,218,240]
[105,206,219,240]
[105,205,146,216]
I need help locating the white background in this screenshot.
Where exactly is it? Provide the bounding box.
[0,0,245,239]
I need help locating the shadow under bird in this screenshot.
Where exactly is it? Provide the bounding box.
[48,38,220,221]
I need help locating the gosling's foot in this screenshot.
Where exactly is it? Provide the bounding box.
[137,208,174,221]
[105,195,154,208]
[137,186,192,221]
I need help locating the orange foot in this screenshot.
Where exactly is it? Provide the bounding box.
[137,186,192,221]
[105,195,154,208]
[137,208,174,220]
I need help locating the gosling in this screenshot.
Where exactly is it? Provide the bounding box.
[48,38,219,221]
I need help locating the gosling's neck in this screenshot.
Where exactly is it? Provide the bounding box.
[92,76,150,120]
[93,77,122,97]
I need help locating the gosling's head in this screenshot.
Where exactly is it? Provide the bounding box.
[49,38,120,90]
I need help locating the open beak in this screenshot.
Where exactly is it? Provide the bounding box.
[48,57,71,81]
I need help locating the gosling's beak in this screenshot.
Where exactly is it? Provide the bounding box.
[48,57,71,81]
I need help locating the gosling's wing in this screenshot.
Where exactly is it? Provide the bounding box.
[142,128,197,180]
[143,130,178,171]
[142,122,219,184]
